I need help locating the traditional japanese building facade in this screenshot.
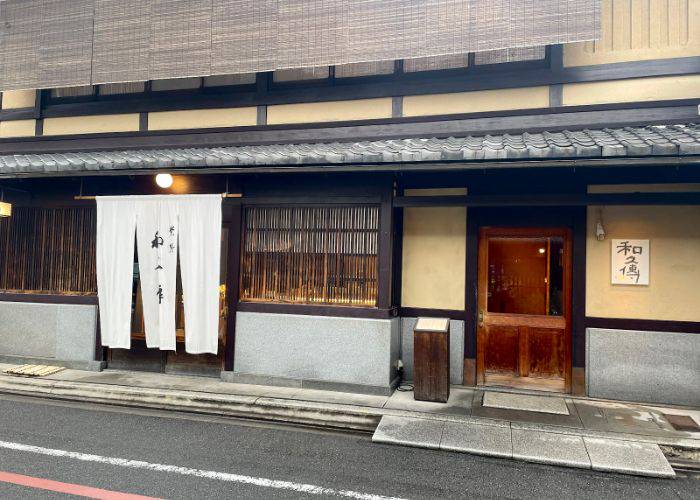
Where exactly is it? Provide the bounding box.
[0,1,698,406]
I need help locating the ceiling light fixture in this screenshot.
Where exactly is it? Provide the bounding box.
[155,173,174,189]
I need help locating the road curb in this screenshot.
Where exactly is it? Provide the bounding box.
[0,374,698,452]
[0,376,381,432]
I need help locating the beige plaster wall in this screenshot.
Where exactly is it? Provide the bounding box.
[401,206,466,310]
[1,90,36,109]
[586,204,700,322]
[565,0,700,67]
[402,86,549,117]
[562,75,700,106]
[267,98,392,125]
[42,114,140,136]
[148,107,257,131]
[0,120,35,138]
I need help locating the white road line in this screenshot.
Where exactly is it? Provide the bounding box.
[0,440,405,500]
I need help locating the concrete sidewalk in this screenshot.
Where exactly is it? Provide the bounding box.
[0,364,698,476]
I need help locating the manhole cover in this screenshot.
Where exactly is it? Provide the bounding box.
[663,414,700,432]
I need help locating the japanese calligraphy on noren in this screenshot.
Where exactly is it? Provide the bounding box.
[611,239,649,285]
[151,223,177,306]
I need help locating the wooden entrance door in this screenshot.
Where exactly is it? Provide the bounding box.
[476,227,572,393]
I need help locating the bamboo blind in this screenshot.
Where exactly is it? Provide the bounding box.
[240,206,379,307]
[0,207,97,294]
[0,0,600,91]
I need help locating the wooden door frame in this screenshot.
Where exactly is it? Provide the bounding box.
[475,226,573,392]
[464,207,586,394]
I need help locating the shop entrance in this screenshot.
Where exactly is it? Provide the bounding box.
[476,227,572,393]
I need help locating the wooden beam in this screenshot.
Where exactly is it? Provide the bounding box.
[73,193,243,200]
[31,56,700,120]
[223,203,242,372]
[393,192,700,208]
[0,100,696,155]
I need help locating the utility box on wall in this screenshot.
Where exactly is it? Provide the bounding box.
[413,317,450,403]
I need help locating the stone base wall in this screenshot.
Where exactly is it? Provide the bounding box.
[400,318,465,385]
[586,327,700,406]
[232,312,400,394]
[0,301,99,369]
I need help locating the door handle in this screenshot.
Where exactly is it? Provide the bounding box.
[478,309,484,327]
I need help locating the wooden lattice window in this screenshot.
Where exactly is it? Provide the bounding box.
[0,207,96,294]
[240,206,379,306]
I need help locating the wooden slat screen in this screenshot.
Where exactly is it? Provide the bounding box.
[241,206,379,307]
[0,207,97,294]
[0,0,600,90]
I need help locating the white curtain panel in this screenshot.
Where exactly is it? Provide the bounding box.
[135,196,180,351]
[96,197,137,349]
[178,194,222,354]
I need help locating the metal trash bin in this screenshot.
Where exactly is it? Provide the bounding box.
[413,317,450,403]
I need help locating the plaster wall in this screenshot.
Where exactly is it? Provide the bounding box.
[402,86,549,117]
[562,75,700,106]
[267,98,392,125]
[43,114,140,136]
[0,120,35,138]
[564,0,700,66]
[148,107,258,131]
[401,204,466,310]
[1,90,36,109]
[586,202,700,322]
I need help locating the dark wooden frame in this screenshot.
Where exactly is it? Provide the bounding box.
[21,54,698,120]
[585,317,700,334]
[464,206,586,390]
[1,99,697,159]
[233,178,395,320]
[0,292,97,305]
[394,192,700,207]
[223,202,242,371]
[475,226,573,392]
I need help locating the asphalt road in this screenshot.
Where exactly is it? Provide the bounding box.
[0,394,696,499]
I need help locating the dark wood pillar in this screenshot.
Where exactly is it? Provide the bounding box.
[223,202,242,372]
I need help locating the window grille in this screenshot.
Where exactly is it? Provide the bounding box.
[240,205,379,306]
[0,207,96,294]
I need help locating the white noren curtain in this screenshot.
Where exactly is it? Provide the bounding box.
[96,197,137,349]
[178,195,222,355]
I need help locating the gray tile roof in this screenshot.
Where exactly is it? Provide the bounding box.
[1,124,698,176]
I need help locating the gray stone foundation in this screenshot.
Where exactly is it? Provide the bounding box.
[0,301,100,369]
[586,327,700,406]
[232,312,400,393]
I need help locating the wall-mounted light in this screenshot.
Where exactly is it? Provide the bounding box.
[0,189,11,218]
[155,173,174,189]
[596,207,606,241]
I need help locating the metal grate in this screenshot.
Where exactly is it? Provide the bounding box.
[663,414,700,433]
[240,205,379,307]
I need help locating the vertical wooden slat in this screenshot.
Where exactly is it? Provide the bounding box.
[239,205,379,306]
[0,207,97,294]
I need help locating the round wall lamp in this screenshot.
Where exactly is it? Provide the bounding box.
[155,173,174,189]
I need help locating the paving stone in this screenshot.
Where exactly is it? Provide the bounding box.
[583,438,675,478]
[372,415,444,450]
[511,429,591,469]
[440,421,513,458]
[483,392,570,415]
